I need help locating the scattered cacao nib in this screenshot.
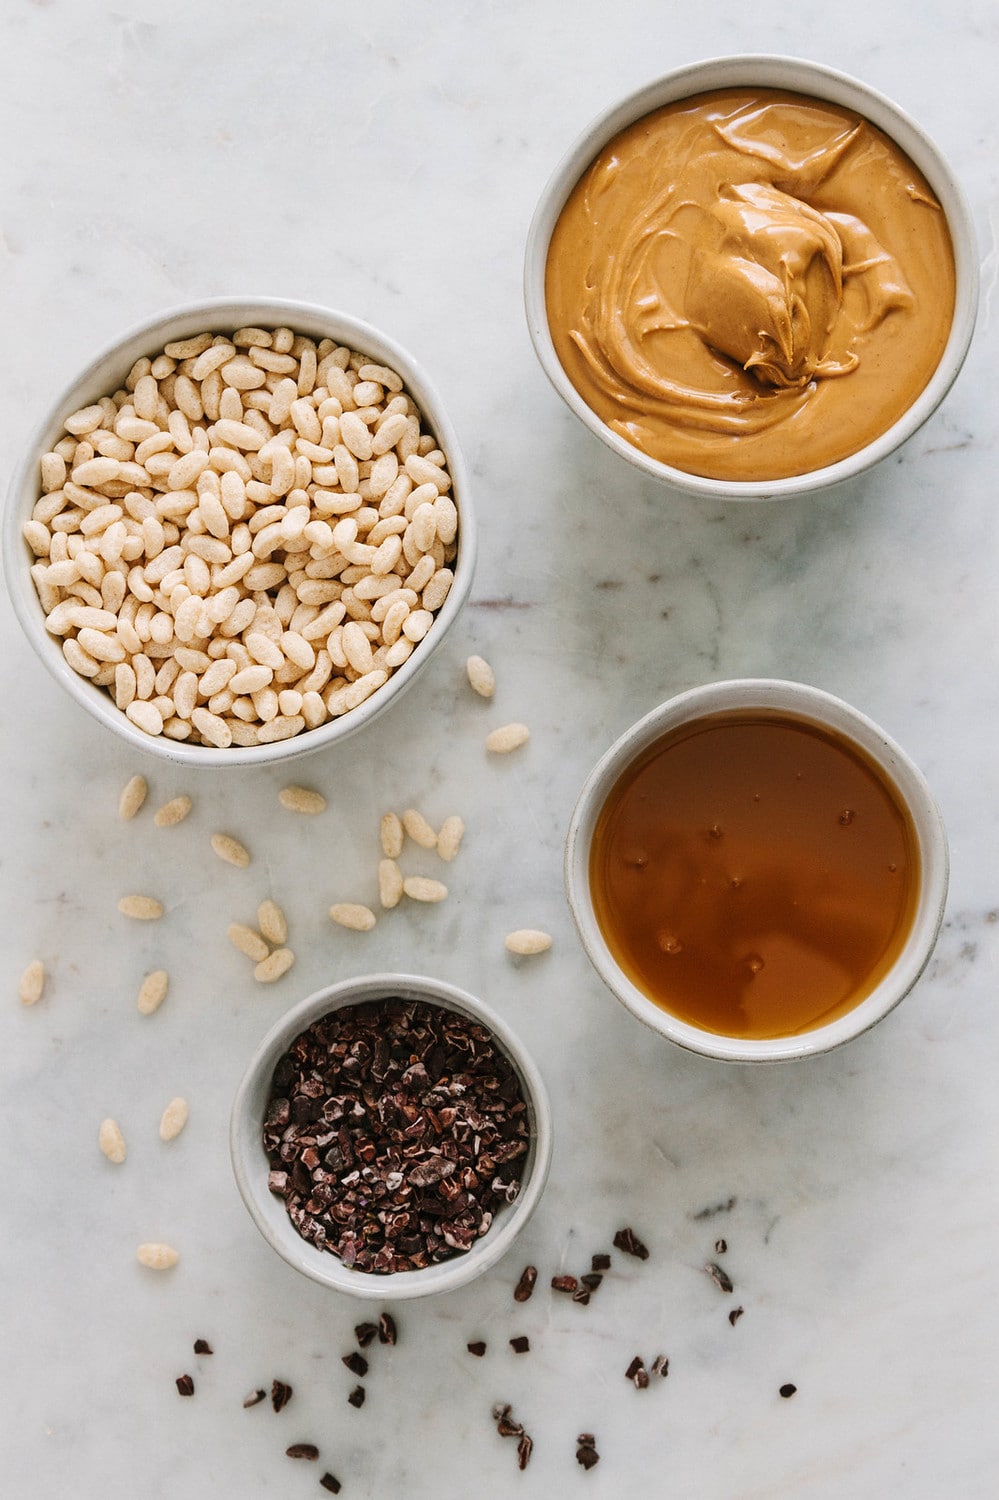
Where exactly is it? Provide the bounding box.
[271,1379,293,1412]
[571,1287,591,1305]
[517,1433,533,1470]
[509,1335,530,1354]
[729,1306,744,1327]
[493,1404,524,1438]
[286,1443,319,1460]
[705,1261,734,1293]
[625,1355,651,1388]
[513,1264,537,1302]
[580,1272,603,1293]
[551,1274,578,1294]
[576,1435,600,1470]
[193,1338,213,1355]
[613,1228,649,1260]
[378,1312,397,1346]
[693,1196,736,1220]
[714,1238,728,1255]
[263,999,530,1276]
[650,1354,669,1378]
[354,1321,378,1348]
[320,1475,342,1494]
[348,1385,366,1408]
[591,1253,611,1272]
[779,1383,797,1398]
[341,1352,368,1377]
[243,1389,266,1408]
[467,1340,487,1357]
[175,1374,194,1397]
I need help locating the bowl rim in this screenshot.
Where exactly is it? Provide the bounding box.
[229,971,554,1299]
[524,52,980,500]
[564,678,950,1061]
[4,295,477,766]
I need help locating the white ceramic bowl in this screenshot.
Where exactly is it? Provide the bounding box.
[230,973,553,1299]
[525,55,979,499]
[4,297,476,766]
[565,679,949,1061]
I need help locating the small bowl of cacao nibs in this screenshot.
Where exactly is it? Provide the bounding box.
[230,973,553,1299]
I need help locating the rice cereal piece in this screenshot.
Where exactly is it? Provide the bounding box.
[278,785,327,815]
[378,859,403,910]
[436,815,465,863]
[379,812,404,859]
[402,876,447,904]
[118,895,164,920]
[257,899,288,946]
[99,1117,127,1163]
[402,808,437,850]
[228,923,269,962]
[136,1242,179,1270]
[159,1097,189,1141]
[119,773,149,820]
[505,929,553,956]
[137,969,170,1014]
[211,832,251,868]
[18,959,45,1006]
[329,903,377,932]
[466,655,495,699]
[486,722,530,754]
[154,795,193,828]
[254,948,295,983]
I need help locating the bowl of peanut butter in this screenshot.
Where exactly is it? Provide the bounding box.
[526,56,978,497]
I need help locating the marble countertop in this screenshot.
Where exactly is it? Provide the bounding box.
[2,2,997,1496]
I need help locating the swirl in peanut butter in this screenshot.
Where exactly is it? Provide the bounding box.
[545,90,956,481]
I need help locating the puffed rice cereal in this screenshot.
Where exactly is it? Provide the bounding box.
[27,329,459,749]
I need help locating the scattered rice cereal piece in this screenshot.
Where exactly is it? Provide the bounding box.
[378,859,403,909]
[137,1242,179,1270]
[380,812,404,859]
[254,947,295,983]
[228,923,269,962]
[505,929,553,956]
[329,903,377,931]
[486,722,530,754]
[211,832,251,868]
[402,808,438,850]
[278,785,327,815]
[118,895,164,920]
[436,815,465,863]
[137,969,169,1014]
[159,1097,189,1141]
[18,959,45,1006]
[154,795,192,828]
[98,1117,127,1163]
[257,899,288,946]
[403,876,448,904]
[119,774,148,820]
[466,654,495,699]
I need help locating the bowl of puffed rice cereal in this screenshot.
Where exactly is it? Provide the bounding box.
[4,298,475,764]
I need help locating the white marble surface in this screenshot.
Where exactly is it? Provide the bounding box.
[1,2,997,1496]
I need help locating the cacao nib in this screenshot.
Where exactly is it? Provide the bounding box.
[243,1389,266,1408]
[613,1228,649,1260]
[705,1261,734,1293]
[517,1433,533,1470]
[551,1274,578,1294]
[271,1379,293,1412]
[509,1335,530,1354]
[347,1385,366,1408]
[729,1306,745,1326]
[286,1443,319,1460]
[378,1312,397,1346]
[320,1476,342,1494]
[193,1339,213,1355]
[467,1340,487,1356]
[576,1434,600,1469]
[175,1374,194,1396]
[780,1383,797,1398]
[513,1264,537,1302]
[591,1253,611,1272]
[341,1352,368,1377]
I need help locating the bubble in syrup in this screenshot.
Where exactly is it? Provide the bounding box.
[730,876,743,890]
[624,848,649,869]
[745,953,765,975]
[708,823,724,840]
[657,932,683,955]
[839,809,855,826]
[888,862,898,873]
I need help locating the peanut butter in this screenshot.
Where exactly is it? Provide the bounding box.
[545,89,956,482]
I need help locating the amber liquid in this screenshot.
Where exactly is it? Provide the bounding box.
[589,712,920,1039]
